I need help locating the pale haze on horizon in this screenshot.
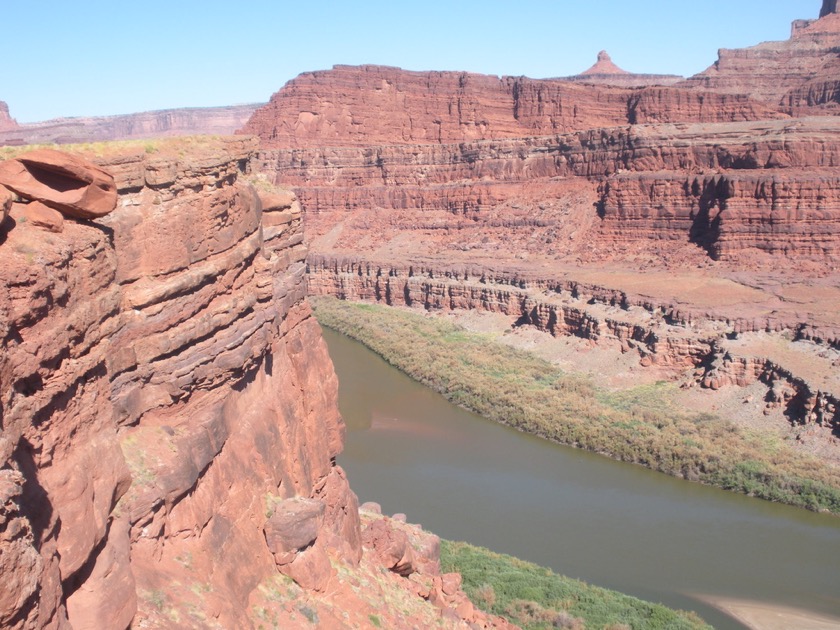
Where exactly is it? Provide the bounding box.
[1,0,824,123]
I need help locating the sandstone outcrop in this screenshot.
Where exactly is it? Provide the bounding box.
[0,103,262,147]
[240,4,840,459]
[0,142,518,629]
[241,64,776,150]
[0,149,117,219]
[307,256,840,447]
[0,185,11,224]
[681,8,840,109]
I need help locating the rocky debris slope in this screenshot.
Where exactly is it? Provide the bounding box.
[0,142,506,629]
[0,103,263,147]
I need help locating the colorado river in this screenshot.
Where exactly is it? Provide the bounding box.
[324,328,840,629]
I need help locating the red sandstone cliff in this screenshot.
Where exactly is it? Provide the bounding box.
[0,143,509,629]
[242,5,840,267]
[0,103,263,147]
[681,9,840,111]
[240,5,840,449]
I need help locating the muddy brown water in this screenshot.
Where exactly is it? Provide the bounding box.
[324,328,840,630]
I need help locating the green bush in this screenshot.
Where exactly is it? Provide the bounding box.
[441,539,710,630]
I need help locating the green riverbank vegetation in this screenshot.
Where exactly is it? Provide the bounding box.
[440,540,711,630]
[312,297,840,514]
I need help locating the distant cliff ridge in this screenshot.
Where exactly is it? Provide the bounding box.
[0,103,263,146]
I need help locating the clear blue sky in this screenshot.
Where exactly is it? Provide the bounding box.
[1,1,823,123]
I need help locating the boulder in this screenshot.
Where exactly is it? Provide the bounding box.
[258,189,296,212]
[0,149,117,219]
[263,497,325,565]
[362,519,416,577]
[23,201,64,233]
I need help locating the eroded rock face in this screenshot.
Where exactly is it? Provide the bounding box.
[0,149,117,219]
[565,50,683,88]
[0,140,363,628]
[682,7,840,107]
[243,6,840,270]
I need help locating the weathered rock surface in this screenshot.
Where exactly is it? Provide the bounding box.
[243,7,840,273]
[0,142,518,629]
[241,64,775,150]
[307,255,840,446]
[0,149,117,219]
[0,103,262,147]
[682,9,840,109]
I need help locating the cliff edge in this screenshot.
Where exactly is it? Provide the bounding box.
[0,141,510,629]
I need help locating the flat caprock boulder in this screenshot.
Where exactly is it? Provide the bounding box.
[0,148,117,219]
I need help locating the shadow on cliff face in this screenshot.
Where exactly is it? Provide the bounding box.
[31,361,105,428]
[13,440,53,549]
[688,179,725,259]
[0,214,16,247]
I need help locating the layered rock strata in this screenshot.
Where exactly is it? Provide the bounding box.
[307,256,840,442]
[0,143,503,629]
[244,9,840,269]
[253,117,840,263]
[241,64,778,149]
[682,10,840,109]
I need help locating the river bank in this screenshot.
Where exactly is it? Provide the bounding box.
[312,296,840,514]
[320,320,840,629]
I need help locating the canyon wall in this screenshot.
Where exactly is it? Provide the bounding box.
[243,8,840,269]
[0,103,262,147]
[0,143,506,629]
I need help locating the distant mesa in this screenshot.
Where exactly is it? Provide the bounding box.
[0,102,264,147]
[564,50,682,87]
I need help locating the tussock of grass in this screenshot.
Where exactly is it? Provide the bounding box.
[441,540,711,630]
[312,297,840,514]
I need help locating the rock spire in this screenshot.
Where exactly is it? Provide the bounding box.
[821,0,838,17]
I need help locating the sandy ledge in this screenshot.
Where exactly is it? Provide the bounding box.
[700,596,840,630]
